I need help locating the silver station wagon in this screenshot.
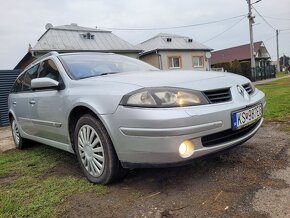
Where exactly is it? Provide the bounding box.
[8,52,265,184]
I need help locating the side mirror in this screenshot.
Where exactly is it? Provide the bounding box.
[31,78,59,89]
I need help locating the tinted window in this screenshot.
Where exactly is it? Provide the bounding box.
[22,64,39,91]
[38,59,60,81]
[11,73,25,93]
[59,54,158,80]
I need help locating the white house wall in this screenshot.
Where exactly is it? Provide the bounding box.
[159,51,209,71]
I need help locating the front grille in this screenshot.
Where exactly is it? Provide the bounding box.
[203,88,232,104]
[242,83,254,95]
[201,120,260,147]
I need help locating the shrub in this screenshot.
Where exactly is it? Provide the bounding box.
[240,61,252,78]
[230,59,243,76]
[211,62,231,72]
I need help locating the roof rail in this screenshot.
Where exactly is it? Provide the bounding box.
[24,51,59,71]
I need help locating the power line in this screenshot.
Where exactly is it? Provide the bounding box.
[280,28,290,32]
[264,34,276,42]
[252,6,276,31]
[99,15,246,31]
[202,16,246,43]
[264,16,290,21]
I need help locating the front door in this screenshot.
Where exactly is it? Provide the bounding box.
[29,59,69,145]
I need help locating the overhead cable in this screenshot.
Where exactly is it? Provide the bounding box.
[252,6,276,31]
[264,16,290,21]
[99,15,247,31]
[202,16,246,43]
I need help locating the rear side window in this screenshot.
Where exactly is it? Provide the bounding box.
[10,73,25,93]
[38,59,60,81]
[22,64,39,91]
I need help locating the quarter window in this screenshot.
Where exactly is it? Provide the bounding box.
[11,73,25,93]
[38,59,60,81]
[22,64,39,91]
[168,56,181,69]
[193,56,204,68]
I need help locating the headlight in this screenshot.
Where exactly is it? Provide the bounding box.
[120,88,209,108]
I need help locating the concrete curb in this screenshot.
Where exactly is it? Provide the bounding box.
[253,75,290,85]
[0,127,15,153]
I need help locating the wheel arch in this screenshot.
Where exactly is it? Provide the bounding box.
[8,110,17,124]
[67,105,115,153]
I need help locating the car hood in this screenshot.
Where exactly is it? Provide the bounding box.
[83,70,249,91]
[69,70,251,114]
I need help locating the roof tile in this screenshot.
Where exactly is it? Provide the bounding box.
[32,24,141,52]
[211,41,270,65]
[138,33,212,54]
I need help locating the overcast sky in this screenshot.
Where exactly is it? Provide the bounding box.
[0,0,289,69]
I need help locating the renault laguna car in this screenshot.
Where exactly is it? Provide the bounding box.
[8,52,265,184]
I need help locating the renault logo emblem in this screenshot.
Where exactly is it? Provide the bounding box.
[237,85,249,100]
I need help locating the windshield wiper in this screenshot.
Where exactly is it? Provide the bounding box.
[79,72,119,80]
[78,75,96,80]
[99,72,119,76]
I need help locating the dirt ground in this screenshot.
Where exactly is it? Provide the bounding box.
[1,122,290,217]
[61,122,290,218]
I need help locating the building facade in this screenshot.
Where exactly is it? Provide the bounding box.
[138,33,212,71]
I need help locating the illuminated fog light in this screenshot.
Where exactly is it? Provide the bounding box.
[178,140,195,158]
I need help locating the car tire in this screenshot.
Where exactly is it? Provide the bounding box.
[11,117,30,149]
[74,114,126,184]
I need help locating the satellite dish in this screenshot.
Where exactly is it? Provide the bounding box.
[45,23,53,30]
[205,52,212,59]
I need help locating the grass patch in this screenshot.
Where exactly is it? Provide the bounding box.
[256,77,290,121]
[276,71,288,78]
[0,145,107,217]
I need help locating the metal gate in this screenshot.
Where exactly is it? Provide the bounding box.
[0,70,21,126]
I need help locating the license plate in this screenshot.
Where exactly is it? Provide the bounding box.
[232,104,263,130]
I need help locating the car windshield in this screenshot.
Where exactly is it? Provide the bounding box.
[59,54,159,80]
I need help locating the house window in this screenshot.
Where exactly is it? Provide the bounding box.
[168,56,181,69]
[193,56,204,68]
[82,32,95,40]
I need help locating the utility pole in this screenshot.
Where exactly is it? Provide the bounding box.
[247,0,256,80]
[276,30,280,72]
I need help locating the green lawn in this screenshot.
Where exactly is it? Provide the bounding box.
[256,77,290,121]
[0,145,107,217]
[276,71,289,78]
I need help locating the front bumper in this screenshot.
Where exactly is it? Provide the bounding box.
[101,88,266,168]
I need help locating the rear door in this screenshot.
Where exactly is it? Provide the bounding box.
[29,59,68,145]
[10,64,39,134]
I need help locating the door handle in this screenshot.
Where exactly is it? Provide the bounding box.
[29,100,36,105]
[13,101,16,106]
